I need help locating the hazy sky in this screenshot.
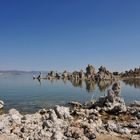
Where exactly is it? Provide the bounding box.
[0,0,140,72]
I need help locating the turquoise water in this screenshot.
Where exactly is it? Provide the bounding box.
[0,73,140,113]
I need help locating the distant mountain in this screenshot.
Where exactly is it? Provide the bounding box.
[0,70,48,76]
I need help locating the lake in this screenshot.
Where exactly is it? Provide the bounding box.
[0,73,140,113]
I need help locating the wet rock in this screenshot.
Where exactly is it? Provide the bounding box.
[0,100,4,109]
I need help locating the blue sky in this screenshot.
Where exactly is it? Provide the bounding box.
[0,0,140,72]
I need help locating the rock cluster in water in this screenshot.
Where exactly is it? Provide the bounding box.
[33,65,140,85]
[120,67,140,78]
[34,64,116,81]
[0,82,140,139]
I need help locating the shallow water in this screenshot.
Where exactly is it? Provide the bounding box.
[0,73,140,113]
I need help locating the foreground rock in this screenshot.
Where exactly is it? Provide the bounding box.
[0,98,140,140]
[0,105,102,140]
[0,100,140,140]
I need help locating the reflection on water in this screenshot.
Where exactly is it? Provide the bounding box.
[71,79,83,88]
[36,78,114,93]
[0,74,140,113]
[97,80,114,92]
[85,80,96,92]
[123,79,140,89]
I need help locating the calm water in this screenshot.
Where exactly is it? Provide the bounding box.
[0,73,140,113]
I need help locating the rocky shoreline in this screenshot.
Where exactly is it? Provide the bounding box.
[0,83,140,140]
